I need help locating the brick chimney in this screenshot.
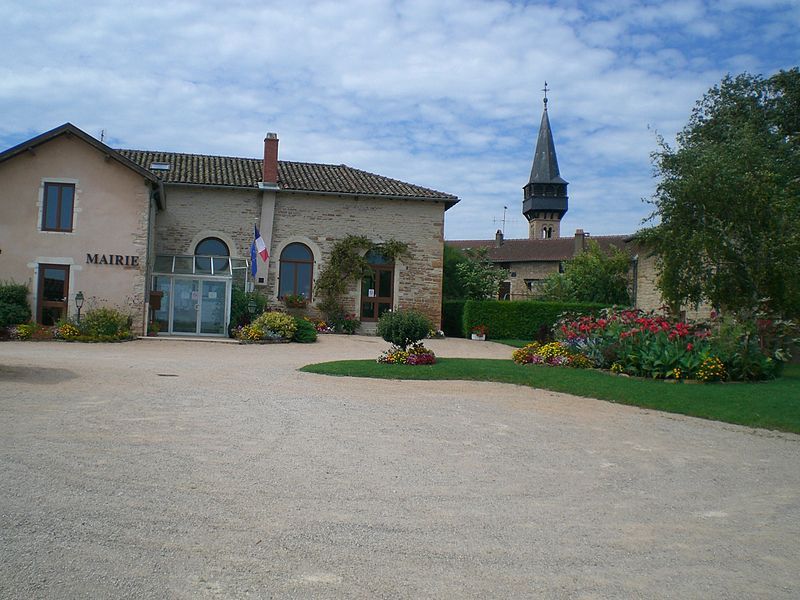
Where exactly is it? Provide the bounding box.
[574,229,588,255]
[495,229,504,248]
[262,132,279,185]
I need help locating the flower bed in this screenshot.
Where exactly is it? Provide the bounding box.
[512,341,592,368]
[8,307,134,342]
[545,308,793,382]
[377,342,436,365]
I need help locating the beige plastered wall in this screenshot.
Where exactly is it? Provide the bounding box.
[267,193,446,328]
[0,135,152,333]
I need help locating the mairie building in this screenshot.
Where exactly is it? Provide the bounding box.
[0,123,458,336]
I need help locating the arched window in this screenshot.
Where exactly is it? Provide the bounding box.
[279,243,313,299]
[195,237,229,274]
[195,237,229,256]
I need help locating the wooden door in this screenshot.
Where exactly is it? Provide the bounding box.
[361,265,393,321]
[38,264,69,325]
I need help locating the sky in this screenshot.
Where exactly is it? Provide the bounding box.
[1,0,797,240]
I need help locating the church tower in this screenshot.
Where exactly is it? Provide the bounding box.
[523,83,568,239]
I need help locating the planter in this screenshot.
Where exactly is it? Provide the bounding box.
[471,334,486,341]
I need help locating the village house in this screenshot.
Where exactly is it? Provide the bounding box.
[0,123,458,336]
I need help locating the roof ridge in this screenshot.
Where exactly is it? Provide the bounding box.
[118,148,261,162]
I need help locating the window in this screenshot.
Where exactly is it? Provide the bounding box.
[42,182,75,232]
[195,237,229,274]
[279,243,313,299]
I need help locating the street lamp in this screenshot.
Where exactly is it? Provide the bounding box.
[75,291,85,323]
[248,297,257,317]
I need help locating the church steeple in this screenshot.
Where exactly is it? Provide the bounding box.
[523,82,569,239]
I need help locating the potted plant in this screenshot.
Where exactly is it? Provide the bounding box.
[470,324,488,341]
[148,320,160,336]
[282,293,309,309]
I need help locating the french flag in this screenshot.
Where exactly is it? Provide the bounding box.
[250,226,269,277]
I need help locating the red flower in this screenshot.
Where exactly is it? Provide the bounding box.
[686,343,693,351]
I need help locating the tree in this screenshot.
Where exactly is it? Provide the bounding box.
[537,240,631,305]
[451,247,506,300]
[642,69,800,318]
[442,244,469,299]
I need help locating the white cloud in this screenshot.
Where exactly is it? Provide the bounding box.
[0,0,796,240]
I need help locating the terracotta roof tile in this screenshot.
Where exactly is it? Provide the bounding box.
[447,235,630,262]
[117,149,457,204]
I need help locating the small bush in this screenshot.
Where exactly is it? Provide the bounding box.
[0,282,31,327]
[252,311,297,339]
[329,312,360,334]
[81,307,132,338]
[377,310,433,350]
[292,317,318,343]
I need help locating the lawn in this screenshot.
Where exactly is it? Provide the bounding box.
[300,360,800,434]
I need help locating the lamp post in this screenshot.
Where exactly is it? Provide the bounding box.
[75,291,85,323]
[248,297,257,319]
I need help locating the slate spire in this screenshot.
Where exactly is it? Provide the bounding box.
[523,83,569,239]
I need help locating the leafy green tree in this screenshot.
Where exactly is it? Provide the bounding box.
[642,69,800,318]
[451,247,506,300]
[442,244,469,299]
[538,240,631,304]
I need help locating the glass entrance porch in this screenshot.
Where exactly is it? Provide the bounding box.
[152,276,230,336]
[151,254,246,337]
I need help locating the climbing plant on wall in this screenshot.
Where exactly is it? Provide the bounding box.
[315,235,410,322]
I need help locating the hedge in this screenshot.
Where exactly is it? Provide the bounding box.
[0,282,31,327]
[442,300,466,337]
[462,299,609,339]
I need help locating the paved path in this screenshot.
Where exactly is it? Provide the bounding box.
[1,337,798,599]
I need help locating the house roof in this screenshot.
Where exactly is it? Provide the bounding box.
[118,149,459,207]
[0,123,160,185]
[447,234,630,263]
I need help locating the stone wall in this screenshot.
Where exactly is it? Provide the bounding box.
[154,186,262,258]
[504,261,561,300]
[633,251,711,320]
[267,193,446,328]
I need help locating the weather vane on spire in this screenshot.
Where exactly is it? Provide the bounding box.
[542,81,549,109]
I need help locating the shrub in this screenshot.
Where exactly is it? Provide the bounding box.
[252,311,297,339]
[463,300,608,339]
[228,287,268,336]
[0,282,31,327]
[377,310,432,350]
[442,300,466,337]
[81,307,132,339]
[292,317,318,343]
[332,313,360,335]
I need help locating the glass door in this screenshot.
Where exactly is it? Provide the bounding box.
[200,280,227,335]
[172,279,199,334]
[361,266,393,322]
[154,277,229,336]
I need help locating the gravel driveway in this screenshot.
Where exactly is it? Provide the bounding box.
[1,336,798,599]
